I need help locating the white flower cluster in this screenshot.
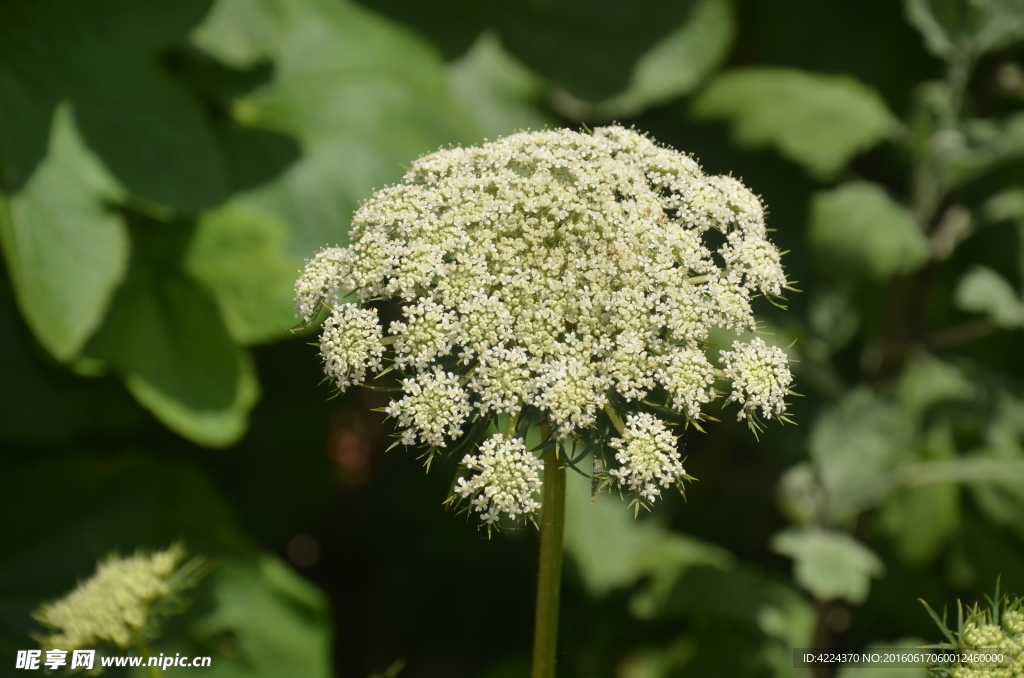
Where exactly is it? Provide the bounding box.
[384,367,473,448]
[455,435,543,524]
[320,304,385,391]
[33,545,186,649]
[720,337,793,421]
[296,126,792,519]
[608,413,687,504]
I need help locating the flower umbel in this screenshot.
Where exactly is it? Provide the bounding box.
[453,434,544,527]
[32,544,210,651]
[296,126,793,522]
[608,413,691,510]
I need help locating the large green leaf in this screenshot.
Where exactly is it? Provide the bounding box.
[0,0,231,212]
[692,68,901,178]
[809,388,915,524]
[187,206,300,345]
[187,0,482,342]
[566,0,735,119]
[448,34,553,139]
[880,483,960,565]
[809,182,931,281]
[771,528,885,604]
[563,470,732,618]
[354,0,701,101]
[85,227,259,448]
[0,107,129,362]
[157,556,332,678]
[897,352,976,418]
[953,266,1024,328]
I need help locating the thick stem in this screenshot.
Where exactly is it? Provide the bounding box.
[134,639,161,678]
[531,427,566,678]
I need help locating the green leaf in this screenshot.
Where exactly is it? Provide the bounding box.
[0,106,129,362]
[810,388,915,524]
[897,352,976,418]
[187,206,300,345]
[0,0,232,212]
[85,227,260,447]
[558,0,735,119]
[947,113,1024,183]
[953,266,1024,328]
[563,470,732,617]
[187,0,482,340]
[355,0,702,101]
[448,33,553,139]
[771,527,885,604]
[190,0,284,68]
[809,182,931,281]
[692,68,901,178]
[880,483,960,566]
[173,556,332,678]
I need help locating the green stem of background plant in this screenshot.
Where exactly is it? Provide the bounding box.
[531,421,565,678]
[135,639,160,678]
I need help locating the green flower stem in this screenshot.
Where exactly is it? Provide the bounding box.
[135,639,160,678]
[532,421,565,678]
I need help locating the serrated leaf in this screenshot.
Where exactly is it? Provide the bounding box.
[953,266,1024,328]
[0,106,129,362]
[771,527,885,604]
[187,206,300,345]
[692,68,900,178]
[810,388,915,524]
[809,182,931,281]
[85,228,260,447]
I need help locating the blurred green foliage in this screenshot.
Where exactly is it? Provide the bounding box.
[1,0,1024,677]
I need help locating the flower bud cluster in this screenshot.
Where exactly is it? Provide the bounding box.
[608,413,687,505]
[384,367,473,448]
[455,435,543,524]
[720,337,793,421]
[320,304,385,391]
[33,545,186,649]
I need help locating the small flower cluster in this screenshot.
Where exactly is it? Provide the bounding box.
[454,434,544,525]
[947,613,1024,678]
[720,337,793,422]
[608,413,689,507]
[296,126,792,524]
[32,544,203,650]
[925,587,1024,678]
